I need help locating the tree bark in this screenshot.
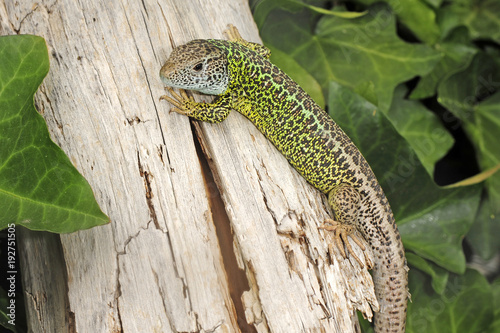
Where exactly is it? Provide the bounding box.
[1,0,378,332]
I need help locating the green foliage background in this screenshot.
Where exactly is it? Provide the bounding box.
[250,0,500,332]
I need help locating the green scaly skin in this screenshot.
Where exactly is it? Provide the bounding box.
[160,28,408,333]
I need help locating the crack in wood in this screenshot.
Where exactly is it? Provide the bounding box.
[137,150,160,229]
[190,121,257,333]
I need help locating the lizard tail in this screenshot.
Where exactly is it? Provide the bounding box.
[369,205,409,333]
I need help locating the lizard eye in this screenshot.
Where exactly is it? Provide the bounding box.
[193,63,203,72]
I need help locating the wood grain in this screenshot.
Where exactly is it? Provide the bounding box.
[1,0,378,331]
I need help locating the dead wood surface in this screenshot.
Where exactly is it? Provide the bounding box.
[0,0,377,332]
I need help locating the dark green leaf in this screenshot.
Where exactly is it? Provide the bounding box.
[437,0,500,43]
[250,0,318,28]
[438,52,500,121]
[467,195,500,260]
[0,35,109,233]
[259,3,441,112]
[356,0,441,44]
[386,85,454,176]
[465,91,500,209]
[328,82,481,273]
[250,0,366,27]
[410,27,477,99]
[406,269,493,333]
[438,56,500,257]
[489,278,500,332]
[406,252,448,294]
[463,91,500,260]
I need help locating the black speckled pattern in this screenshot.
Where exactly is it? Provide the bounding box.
[160,37,408,333]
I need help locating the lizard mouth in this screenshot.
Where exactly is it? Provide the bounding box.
[159,64,174,86]
[159,59,186,87]
[159,74,173,87]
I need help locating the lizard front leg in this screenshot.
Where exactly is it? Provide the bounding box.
[160,87,232,123]
[320,183,371,268]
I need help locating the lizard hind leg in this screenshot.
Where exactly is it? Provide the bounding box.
[223,24,271,59]
[224,24,244,42]
[320,184,370,268]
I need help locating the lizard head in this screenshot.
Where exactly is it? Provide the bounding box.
[160,40,229,95]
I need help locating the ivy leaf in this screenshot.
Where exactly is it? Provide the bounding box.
[385,85,454,176]
[406,269,493,333]
[438,52,500,121]
[439,54,500,221]
[464,90,500,209]
[406,252,448,294]
[0,35,109,233]
[328,82,481,273]
[462,90,500,259]
[467,195,500,260]
[489,279,500,332]
[251,0,366,28]
[250,0,307,28]
[437,0,500,43]
[356,0,441,44]
[259,3,441,112]
[410,27,477,100]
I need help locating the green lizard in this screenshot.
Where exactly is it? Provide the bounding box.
[159,25,408,333]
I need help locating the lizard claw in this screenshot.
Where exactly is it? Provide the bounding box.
[224,24,243,42]
[319,219,368,268]
[159,87,195,116]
